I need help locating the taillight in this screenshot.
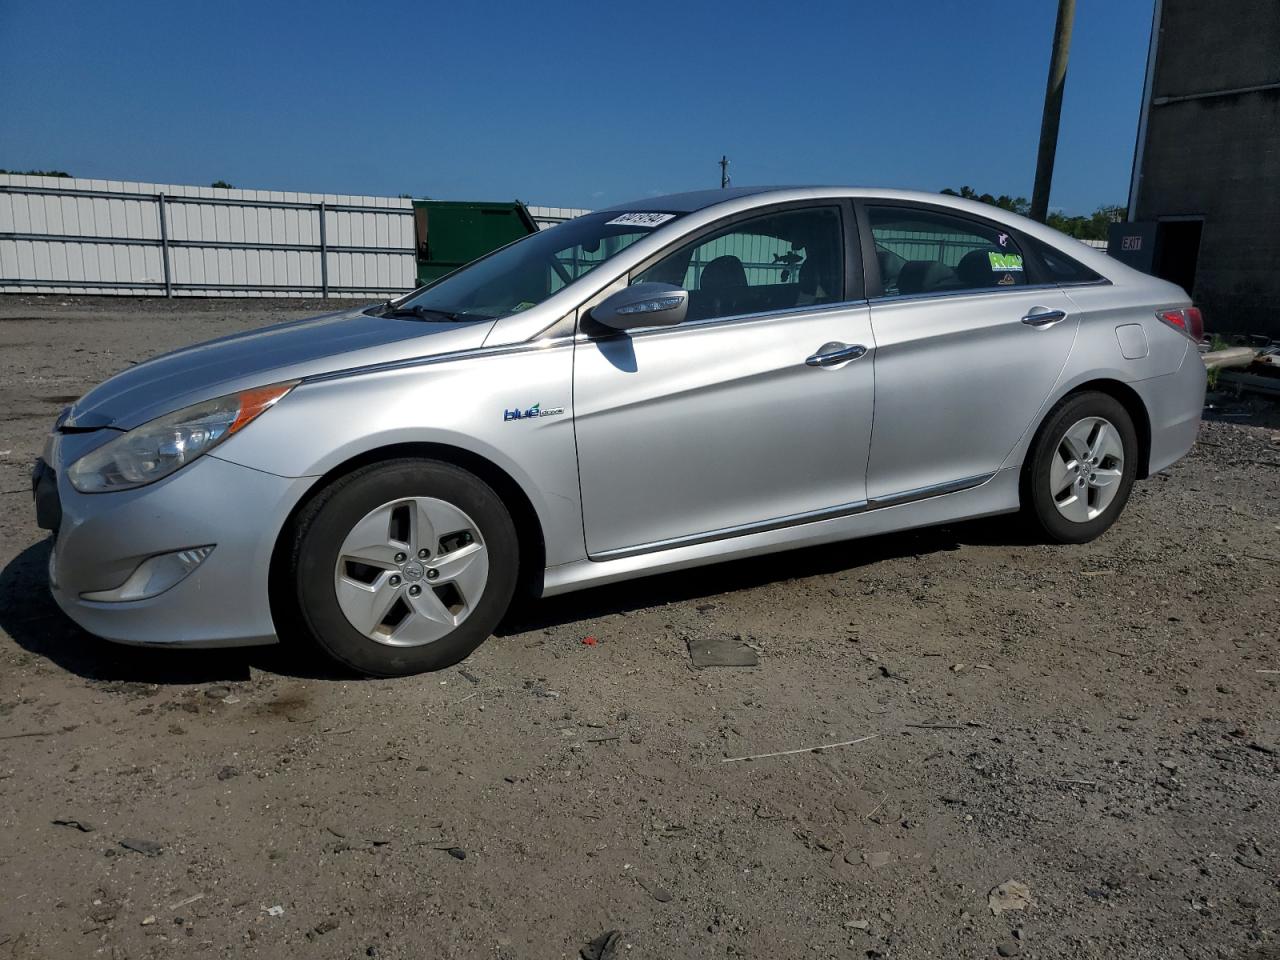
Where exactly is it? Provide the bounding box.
[1186,306,1204,341]
[1157,306,1204,343]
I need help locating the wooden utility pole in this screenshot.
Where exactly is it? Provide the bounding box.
[1031,0,1076,222]
[719,156,730,189]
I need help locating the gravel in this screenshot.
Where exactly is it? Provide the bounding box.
[0,296,1277,958]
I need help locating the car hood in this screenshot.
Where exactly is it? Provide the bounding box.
[64,307,496,431]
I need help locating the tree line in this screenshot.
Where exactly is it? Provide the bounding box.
[941,186,1124,242]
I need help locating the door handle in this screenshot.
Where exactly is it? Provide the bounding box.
[1021,308,1068,327]
[805,342,867,367]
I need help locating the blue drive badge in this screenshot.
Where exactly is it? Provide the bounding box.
[504,402,565,422]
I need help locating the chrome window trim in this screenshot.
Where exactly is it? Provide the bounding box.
[576,297,871,342]
[579,200,858,339]
[858,197,1116,294]
[588,473,994,561]
[866,279,1109,307]
[1055,277,1113,288]
[862,197,1043,293]
[624,199,856,295]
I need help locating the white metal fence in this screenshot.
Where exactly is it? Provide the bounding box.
[0,174,416,297]
[526,205,591,230]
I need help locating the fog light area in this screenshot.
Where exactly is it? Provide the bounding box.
[80,546,215,602]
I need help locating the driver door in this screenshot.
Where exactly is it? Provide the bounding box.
[572,204,876,558]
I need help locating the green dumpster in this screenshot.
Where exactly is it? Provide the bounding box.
[412,200,539,285]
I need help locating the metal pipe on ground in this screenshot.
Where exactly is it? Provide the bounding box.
[1202,347,1259,371]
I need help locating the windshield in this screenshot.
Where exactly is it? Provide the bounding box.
[384,211,683,321]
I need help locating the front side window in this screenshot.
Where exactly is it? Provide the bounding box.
[634,206,845,323]
[869,206,1027,297]
[388,211,678,321]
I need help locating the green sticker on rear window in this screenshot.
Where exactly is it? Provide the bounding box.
[988,252,1024,272]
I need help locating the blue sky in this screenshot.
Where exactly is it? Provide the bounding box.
[0,0,1154,214]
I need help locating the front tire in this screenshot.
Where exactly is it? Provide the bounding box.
[1024,392,1138,544]
[288,459,518,677]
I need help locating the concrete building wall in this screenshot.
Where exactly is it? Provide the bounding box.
[1131,0,1280,338]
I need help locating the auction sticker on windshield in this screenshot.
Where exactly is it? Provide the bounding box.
[605,213,676,228]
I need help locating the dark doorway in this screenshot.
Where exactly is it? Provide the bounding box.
[1154,218,1203,296]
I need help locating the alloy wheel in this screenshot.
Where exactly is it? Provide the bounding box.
[332,497,488,646]
[1049,416,1125,524]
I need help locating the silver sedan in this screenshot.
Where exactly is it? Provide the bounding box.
[32,187,1206,675]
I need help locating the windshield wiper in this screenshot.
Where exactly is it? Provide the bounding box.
[380,305,468,322]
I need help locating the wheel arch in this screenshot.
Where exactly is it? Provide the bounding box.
[268,442,548,638]
[1024,378,1153,494]
[1065,379,1152,479]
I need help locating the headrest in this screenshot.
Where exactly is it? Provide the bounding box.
[700,255,748,291]
[897,260,953,294]
[957,248,1000,288]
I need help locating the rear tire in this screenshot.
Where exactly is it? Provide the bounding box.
[1024,392,1138,544]
[288,459,518,677]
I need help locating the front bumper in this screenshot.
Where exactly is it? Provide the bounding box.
[37,450,315,648]
[32,457,62,532]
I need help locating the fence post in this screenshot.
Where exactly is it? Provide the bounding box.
[157,193,172,298]
[318,201,329,298]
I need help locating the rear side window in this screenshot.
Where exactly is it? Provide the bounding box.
[868,206,1027,296]
[1026,235,1104,284]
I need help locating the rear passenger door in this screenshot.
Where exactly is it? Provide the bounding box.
[861,202,1078,501]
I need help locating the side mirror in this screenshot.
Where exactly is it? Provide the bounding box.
[590,282,689,332]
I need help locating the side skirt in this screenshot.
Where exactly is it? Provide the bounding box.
[540,466,1021,597]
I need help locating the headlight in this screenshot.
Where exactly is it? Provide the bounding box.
[67,381,298,493]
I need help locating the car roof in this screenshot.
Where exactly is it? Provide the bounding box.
[601,185,973,214]
[601,186,799,213]
[597,184,1136,291]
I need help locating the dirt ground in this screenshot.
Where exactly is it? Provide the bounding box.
[1,295,1277,960]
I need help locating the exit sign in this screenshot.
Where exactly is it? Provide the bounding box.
[1108,222,1157,274]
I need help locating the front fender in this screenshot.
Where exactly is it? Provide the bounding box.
[212,341,585,566]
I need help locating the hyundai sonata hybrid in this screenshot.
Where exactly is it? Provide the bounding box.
[31,187,1206,676]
